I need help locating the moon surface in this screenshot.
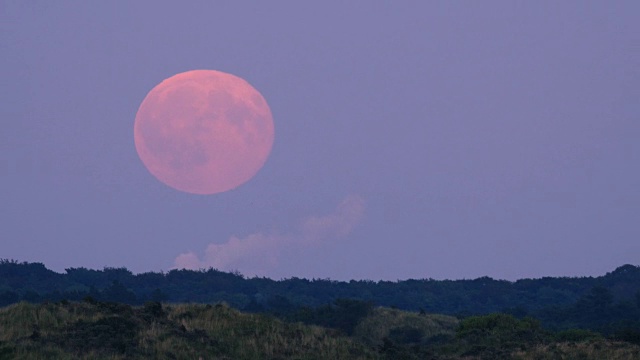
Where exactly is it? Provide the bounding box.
[134,70,274,194]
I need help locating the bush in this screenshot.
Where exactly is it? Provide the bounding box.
[59,316,139,355]
[555,329,602,342]
[142,301,165,319]
[613,328,640,345]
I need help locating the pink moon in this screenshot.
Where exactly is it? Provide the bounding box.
[134,70,274,195]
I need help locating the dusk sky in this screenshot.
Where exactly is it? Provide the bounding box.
[2,1,638,281]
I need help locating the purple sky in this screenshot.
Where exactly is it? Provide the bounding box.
[2,2,638,281]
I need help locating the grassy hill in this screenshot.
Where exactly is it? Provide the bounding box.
[0,301,378,359]
[353,307,458,347]
[1,300,639,360]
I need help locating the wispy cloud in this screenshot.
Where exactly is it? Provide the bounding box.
[173,195,365,277]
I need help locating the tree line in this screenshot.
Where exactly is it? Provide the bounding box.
[1,259,639,335]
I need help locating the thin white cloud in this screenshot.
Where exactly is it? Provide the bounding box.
[173,195,365,277]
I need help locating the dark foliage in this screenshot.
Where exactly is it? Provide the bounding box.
[1,259,640,336]
[1,300,640,359]
[613,328,640,345]
[59,316,139,355]
[291,298,374,335]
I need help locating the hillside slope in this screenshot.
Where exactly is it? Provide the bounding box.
[2,301,640,359]
[0,301,378,360]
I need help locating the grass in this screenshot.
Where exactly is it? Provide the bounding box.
[513,341,640,360]
[353,307,458,347]
[0,301,379,360]
[1,301,639,360]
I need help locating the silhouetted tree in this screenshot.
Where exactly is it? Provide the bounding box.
[102,281,137,304]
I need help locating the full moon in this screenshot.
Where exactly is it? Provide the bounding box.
[134,70,274,194]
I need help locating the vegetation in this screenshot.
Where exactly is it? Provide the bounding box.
[1,260,639,310]
[0,301,377,359]
[1,301,639,360]
[2,260,640,358]
[352,307,458,348]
